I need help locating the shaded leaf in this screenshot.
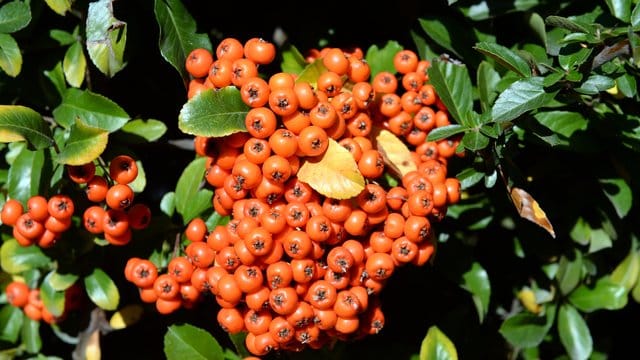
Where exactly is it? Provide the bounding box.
[0,105,53,149]
[154,0,212,84]
[510,187,555,238]
[44,61,67,98]
[461,130,489,151]
[534,111,587,138]
[528,12,547,47]
[41,271,67,317]
[63,42,86,88]
[164,323,223,360]
[474,42,531,77]
[297,138,365,200]
[365,40,403,78]
[492,77,556,123]
[174,157,209,223]
[499,303,556,348]
[575,75,615,95]
[127,160,147,193]
[0,33,22,77]
[0,0,31,33]
[86,0,127,77]
[477,60,500,112]
[418,16,477,62]
[599,178,632,218]
[559,47,592,71]
[55,119,109,165]
[228,332,251,359]
[160,191,175,217]
[556,251,583,295]
[426,124,466,142]
[376,129,417,178]
[109,304,144,330]
[83,268,119,311]
[419,326,458,360]
[615,73,637,97]
[461,262,491,323]
[178,87,249,137]
[21,318,41,354]
[295,58,328,86]
[8,147,46,204]
[280,44,306,75]
[569,277,628,312]
[44,0,72,16]
[53,88,130,132]
[455,167,484,189]
[0,305,23,343]
[0,239,50,274]
[558,304,592,360]
[427,59,474,126]
[588,228,613,253]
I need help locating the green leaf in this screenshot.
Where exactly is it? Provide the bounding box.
[427,59,474,126]
[0,0,31,33]
[588,228,613,253]
[120,118,167,142]
[605,0,632,22]
[160,191,175,217]
[0,105,54,149]
[491,77,556,123]
[615,73,637,97]
[48,271,79,291]
[154,0,212,84]
[556,251,583,295]
[477,61,500,112]
[558,47,592,71]
[545,15,590,33]
[575,75,615,95]
[50,29,76,45]
[0,305,24,342]
[40,272,67,317]
[569,277,628,312]
[8,147,46,204]
[55,119,108,165]
[86,0,127,78]
[0,239,51,274]
[455,167,485,189]
[461,130,489,151]
[543,70,565,87]
[528,12,547,47]
[280,44,306,75]
[426,124,466,142]
[632,271,640,302]
[44,61,67,97]
[295,58,328,86]
[164,323,223,360]
[127,160,147,193]
[175,156,207,222]
[83,268,119,310]
[599,178,632,218]
[473,42,531,77]
[610,247,640,291]
[228,332,251,359]
[533,111,587,138]
[558,304,592,360]
[499,303,556,348]
[52,88,130,132]
[21,318,41,354]
[178,87,249,137]
[44,0,72,16]
[419,326,458,360]
[632,2,640,27]
[460,262,491,323]
[0,33,22,77]
[365,40,403,78]
[418,16,476,62]
[63,42,86,88]
[411,29,439,62]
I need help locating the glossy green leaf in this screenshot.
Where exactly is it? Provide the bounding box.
[86,0,127,77]
[427,59,474,126]
[477,61,500,112]
[599,178,632,218]
[543,71,564,87]
[164,323,223,360]
[295,58,328,86]
[175,156,208,222]
[461,130,490,151]
[491,77,556,123]
[610,248,640,291]
[44,61,66,97]
[556,251,583,295]
[460,262,491,323]
[83,268,119,310]
[0,105,54,149]
[528,12,547,46]
[160,191,175,217]
[631,271,640,302]
[499,304,556,348]
[128,160,147,193]
[55,119,108,165]
[588,228,613,253]
[575,75,615,95]
[44,0,72,16]
[558,47,592,71]
[53,88,130,132]
[0,0,31,33]
[0,33,22,77]
[154,0,212,84]
[474,42,531,77]
[615,73,637,97]
[228,332,251,359]
[48,271,79,291]
[280,44,306,75]
[419,326,458,360]
[50,28,77,46]
[558,304,592,360]
[120,118,167,142]
[63,42,86,88]
[455,167,485,189]
[632,2,640,27]
[426,124,466,142]
[605,0,632,22]
[178,87,249,137]
[0,239,50,274]
[365,40,403,78]
[8,147,45,204]
[40,272,67,317]
[21,318,41,354]
[534,111,587,138]
[0,305,24,342]
[569,277,628,312]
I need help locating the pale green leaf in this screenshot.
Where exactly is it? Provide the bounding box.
[419,326,458,360]
[52,88,130,132]
[55,119,108,165]
[44,0,72,16]
[558,304,592,360]
[86,0,127,77]
[0,0,31,33]
[83,268,119,310]
[0,105,54,149]
[164,324,223,360]
[178,87,249,137]
[0,33,22,77]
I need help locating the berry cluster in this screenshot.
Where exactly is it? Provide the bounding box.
[130,37,462,357]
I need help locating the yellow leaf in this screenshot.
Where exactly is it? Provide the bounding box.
[0,130,25,143]
[297,138,365,199]
[109,304,144,330]
[510,187,555,238]
[517,288,541,314]
[85,330,101,360]
[376,129,417,177]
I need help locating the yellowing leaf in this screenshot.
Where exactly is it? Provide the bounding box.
[55,118,108,165]
[376,129,416,177]
[85,330,101,360]
[510,187,555,238]
[109,304,144,330]
[517,288,542,314]
[297,138,365,199]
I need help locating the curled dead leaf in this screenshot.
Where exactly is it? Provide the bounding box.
[510,187,555,238]
[375,129,417,178]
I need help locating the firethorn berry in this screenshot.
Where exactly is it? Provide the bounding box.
[185,217,208,243]
[1,199,23,226]
[240,77,271,108]
[322,48,350,75]
[209,58,234,88]
[231,58,259,87]
[66,162,96,184]
[393,49,419,74]
[109,155,138,185]
[243,37,276,65]
[186,48,214,78]
[5,281,30,308]
[27,195,50,222]
[106,183,134,210]
[127,203,152,230]
[372,71,398,94]
[216,37,244,61]
[86,175,109,203]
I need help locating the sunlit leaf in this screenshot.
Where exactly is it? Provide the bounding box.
[86,0,127,77]
[164,323,223,360]
[558,304,592,360]
[599,178,632,218]
[21,318,41,354]
[178,87,249,137]
[575,75,615,95]
[0,105,53,149]
[534,111,587,138]
[8,147,46,205]
[44,61,67,97]
[44,0,72,16]
[48,271,79,291]
[610,246,640,291]
[280,44,306,75]
[40,271,67,317]
[428,59,474,126]
[63,42,86,88]
[160,191,175,217]
[83,268,119,310]
[492,77,556,123]
[365,40,403,78]
[605,0,632,22]
[461,262,491,323]
[109,304,144,330]
[426,124,466,142]
[53,88,130,132]
[499,303,556,348]
[120,118,167,142]
[297,138,365,200]
[419,326,458,360]
[55,119,108,165]
[295,59,328,87]
[568,277,628,312]
[0,0,31,33]
[376,129,416,178]
[509,187,555,238]
[556,251,583,295]
[0,240,50,274]
[461,130,489,151]
[0,33,22,77]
